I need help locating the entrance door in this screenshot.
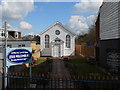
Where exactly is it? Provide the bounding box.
[53,44,60,57]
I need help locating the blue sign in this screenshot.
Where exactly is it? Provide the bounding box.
[6,47,32,67]
[7,49,32,63]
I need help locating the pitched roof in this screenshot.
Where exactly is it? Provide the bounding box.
[40,21,76,36]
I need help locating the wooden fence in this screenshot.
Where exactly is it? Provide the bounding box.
[75,43,95,57]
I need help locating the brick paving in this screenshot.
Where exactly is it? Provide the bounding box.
[51,59,71,79]
[48,59,74,88]
[0,72,2,90]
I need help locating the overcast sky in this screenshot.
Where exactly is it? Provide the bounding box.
[0,0,103,36]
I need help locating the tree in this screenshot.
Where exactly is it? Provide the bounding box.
[77,25,96,43]
[22,35,40,44]
[86,25,96,42]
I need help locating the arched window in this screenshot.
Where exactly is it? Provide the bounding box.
[45,35,49,48]
[66,35,70,48]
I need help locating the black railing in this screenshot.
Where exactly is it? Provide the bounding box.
[1,73,120,90]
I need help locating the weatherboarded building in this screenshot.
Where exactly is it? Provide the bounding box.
[96,2,120,75]
[40,21,75,57]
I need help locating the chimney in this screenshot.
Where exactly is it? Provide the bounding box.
[18,32,21,39]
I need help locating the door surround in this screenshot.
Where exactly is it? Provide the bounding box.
[51,38,64,57]
[53,44,60,57]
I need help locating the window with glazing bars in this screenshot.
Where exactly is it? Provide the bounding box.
[45,35,49,48]
[66,35,70,48]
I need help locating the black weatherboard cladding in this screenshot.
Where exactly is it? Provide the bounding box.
[99,39,120,72]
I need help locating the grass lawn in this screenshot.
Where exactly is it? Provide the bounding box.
[69,58,88,63]
[73,65,106,76]
[65,58,107,77]
[23,59,52,76]
[32,62,52,76]
[35,59,46,64]
[10,59,52,88]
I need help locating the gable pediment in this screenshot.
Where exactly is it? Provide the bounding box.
[40,21,75,36]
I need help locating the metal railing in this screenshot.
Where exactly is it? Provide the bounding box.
[0,73,120,89]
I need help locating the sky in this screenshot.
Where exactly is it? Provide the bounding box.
[0,0,103,36]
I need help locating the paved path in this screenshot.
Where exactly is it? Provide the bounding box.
[0,73,2,90]
[51,59,71,79]
[48,59,73,88]
[37,59,74,88]
[0,60,3,90]
[0,60,3,73]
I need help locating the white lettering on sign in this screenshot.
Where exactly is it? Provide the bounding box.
[11,51,29,54]
[9,54,29,59]
[11,58,27,61]
[7,48,32,64]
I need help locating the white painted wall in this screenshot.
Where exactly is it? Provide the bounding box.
[100,2,120,40]
[40,23,75,57]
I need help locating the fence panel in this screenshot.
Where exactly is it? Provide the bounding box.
[79,45,95,57]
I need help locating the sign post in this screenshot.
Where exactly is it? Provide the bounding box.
[3,21,7,89]
[4,47,32,88]
[30,62,32,82]
[3,21,32,89]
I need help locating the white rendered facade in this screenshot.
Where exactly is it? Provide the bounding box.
[40,22,75,57]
